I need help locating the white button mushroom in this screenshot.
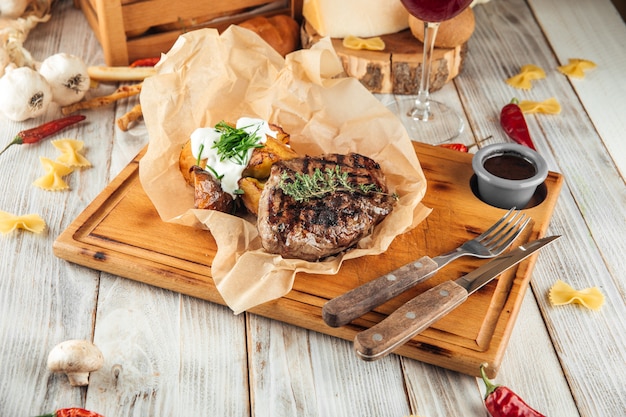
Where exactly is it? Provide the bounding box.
[38,53,90,106]
[47,339,104,386]
[0,66,52,121]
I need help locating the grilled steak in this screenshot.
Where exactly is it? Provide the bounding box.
[257,153,396,261]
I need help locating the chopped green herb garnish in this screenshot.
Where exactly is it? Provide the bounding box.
[212,121,264,165]
[196,143,223,180]
[206,165,223,180]
[196,143,205,166]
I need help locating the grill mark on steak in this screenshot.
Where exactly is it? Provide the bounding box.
[257,153,396,261]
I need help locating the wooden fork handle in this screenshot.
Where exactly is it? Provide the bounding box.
[322,256,439,327]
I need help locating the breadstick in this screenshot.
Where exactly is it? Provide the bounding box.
[61,83,142,115]
[117,104,143,131]
[88,65,156,82]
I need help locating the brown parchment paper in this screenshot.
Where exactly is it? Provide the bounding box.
[139,26,430,314]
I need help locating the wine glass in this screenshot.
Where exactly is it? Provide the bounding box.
[390,0,474,143]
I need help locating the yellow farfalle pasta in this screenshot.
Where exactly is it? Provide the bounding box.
[0,210,46,234]
[549,280,605,311]
[52,138,91,168]
[342,35,386,51]
[519,97,562,114]
[506,64,546,90]
[33,157,74,191]
[557,58,597,78]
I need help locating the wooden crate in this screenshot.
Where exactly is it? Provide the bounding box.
[73,0,303,66]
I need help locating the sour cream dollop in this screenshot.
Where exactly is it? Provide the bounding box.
[190,117,278,197]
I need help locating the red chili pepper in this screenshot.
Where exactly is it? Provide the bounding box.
[35,408,104,417]
[438,143,468,152]
[129,57,160,67]
[500,98,536,150]
[0,114,86,157]
[480,364,546,417]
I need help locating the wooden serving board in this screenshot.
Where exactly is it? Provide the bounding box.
[302,22,466,94]
[53,142,562,377]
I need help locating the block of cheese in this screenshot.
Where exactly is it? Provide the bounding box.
[302,0,410,38]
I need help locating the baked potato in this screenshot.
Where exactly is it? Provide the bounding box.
[191,166,234,212]
[179,120,298,214]
[179,140,205,186]
[242,135,299,180]
[238,176,265,215]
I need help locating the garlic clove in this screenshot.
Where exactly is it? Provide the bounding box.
[39,53,90,106]
[0,66,52,121]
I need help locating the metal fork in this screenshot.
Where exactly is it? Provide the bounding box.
[322,208,531,327]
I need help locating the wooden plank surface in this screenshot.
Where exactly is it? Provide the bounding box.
[454,1,626,416]
[53,141,563,377]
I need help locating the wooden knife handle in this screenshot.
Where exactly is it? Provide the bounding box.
[353,280,468,361]
[322,256,439,327]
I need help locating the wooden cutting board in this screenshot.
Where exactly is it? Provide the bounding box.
[53,142,563,377]
[302,22,466,94]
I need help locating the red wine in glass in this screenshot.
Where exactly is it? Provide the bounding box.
[390,0,474,143]
[401,0,472,22]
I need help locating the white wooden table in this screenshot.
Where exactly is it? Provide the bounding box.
[1,0,624,416]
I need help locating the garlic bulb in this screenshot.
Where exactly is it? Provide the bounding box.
[0,66,52,121]
[39,53,90,106]
[0,0,53,69]
[0,0,30,19]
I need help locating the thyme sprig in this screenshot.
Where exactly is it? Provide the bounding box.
[278,166,393,203]
[212,121,264,165]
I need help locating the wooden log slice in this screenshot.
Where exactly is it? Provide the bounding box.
[301,21,467,94]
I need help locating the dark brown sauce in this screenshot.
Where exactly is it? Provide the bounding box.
[483,153,537,180]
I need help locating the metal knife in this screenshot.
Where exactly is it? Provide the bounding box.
[353,235,560,361]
